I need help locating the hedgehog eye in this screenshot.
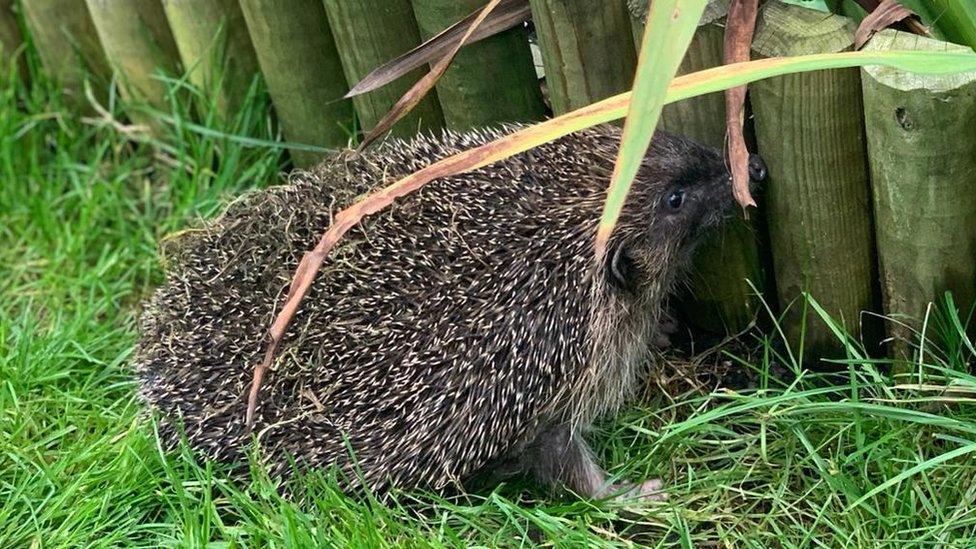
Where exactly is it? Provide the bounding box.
[667,189,685,210]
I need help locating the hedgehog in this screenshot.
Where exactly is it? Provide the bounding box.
[135,123,766,501]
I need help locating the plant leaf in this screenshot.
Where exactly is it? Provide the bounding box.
[779,0,832,12]
[897,0,966,45]
[345,0,531,98]
[855,0,916,49]
[852,0,931,38]
[356,0,503,151]
[848,441,976,511]
[594,0,709,259]
[925,0,976,49]
[245,48,976,428]
[723,0,760,210]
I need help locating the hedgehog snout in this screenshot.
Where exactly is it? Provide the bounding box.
[748,154,768,187]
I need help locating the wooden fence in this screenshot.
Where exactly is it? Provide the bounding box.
[2,0,975,361]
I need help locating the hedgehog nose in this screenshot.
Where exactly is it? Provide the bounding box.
[748,154,768,183]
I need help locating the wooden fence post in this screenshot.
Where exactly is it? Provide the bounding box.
[21,0,109,107]
[239,0,353,166]
[751,2,879,357]
[162,0,260,120]
[322,0,444,139]
[631,0,729,145]
[529,0,637,114]
[0,0,27,81]
[85,0,180,129]
[861,30,976,360]
[630,0,764,336]
[411,0,545,130]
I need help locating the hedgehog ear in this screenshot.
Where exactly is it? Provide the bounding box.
[605,238,638,293]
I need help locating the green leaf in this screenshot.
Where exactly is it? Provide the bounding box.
[594,48,976,255]
[899,0,976,50]
[847,440,976,511]
[595,0,708,256]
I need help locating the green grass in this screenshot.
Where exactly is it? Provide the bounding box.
[3,52,976,547]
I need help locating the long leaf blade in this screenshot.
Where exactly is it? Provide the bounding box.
[595,0,708,258]
[847,441,976,511]
[345,0,531,98]
[356,0,503,151]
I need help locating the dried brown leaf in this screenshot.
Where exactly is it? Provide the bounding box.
[345,0,531,98]
[855,0,917,49]
[356,0,505,151]
[852,0,930,39]
[724,0,759,209]
[903,17,931,37]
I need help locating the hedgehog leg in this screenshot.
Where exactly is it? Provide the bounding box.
[653,311,679,349]
[522,422,666,502]
[659,311,678,334]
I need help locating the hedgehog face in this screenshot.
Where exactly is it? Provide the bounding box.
[643,134,765,236]
[606,132,766,290]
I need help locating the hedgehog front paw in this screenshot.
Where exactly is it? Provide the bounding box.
[653,316,679,349]
[658,315,678,336]
[609,478,668,502]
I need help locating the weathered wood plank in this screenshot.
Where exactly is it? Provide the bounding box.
[162,0,261,119]
[86,0,180,129]
[240,0,353,166]
[751,2,879,357]
[861,30,976,360]
[411,0,544,130]
[0,0,27,81]
[21,0,109,107]
[322,0,444,138]
[529,0,637,114]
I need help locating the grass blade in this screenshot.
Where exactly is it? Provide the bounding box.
[593,0,707,258]
[899,0,976,49]
[847,441,976,511]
